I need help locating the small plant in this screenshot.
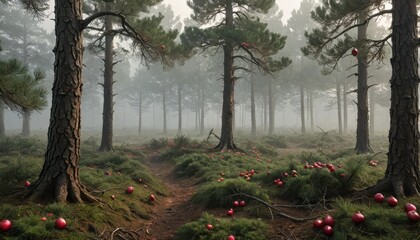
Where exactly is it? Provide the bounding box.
[173,134,190,149]
[146,137,169,149]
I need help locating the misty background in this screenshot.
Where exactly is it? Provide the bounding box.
[0,0,391,138]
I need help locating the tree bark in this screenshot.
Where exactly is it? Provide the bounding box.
[250,71,256,136]
[162,85,167,135]
[354,11,372,153]
[336,81,343,134]
[27,0,96,203]
[215,0,236,150]
[369,87,375,136]
[22,110,31,137]
[300,85,305,134]
[177,83,182,135]
[200,79,205,136]
[268,82,275,135]
[99,1,114,152]
[0,101,5,137]
[263,93,267,133]
[309,89,314,132]
[343,80,348,134]
[137,88,142,135]
[373,0,420,197]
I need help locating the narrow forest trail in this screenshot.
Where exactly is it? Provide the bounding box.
[140,156,203,240]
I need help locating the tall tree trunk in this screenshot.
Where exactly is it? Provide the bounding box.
[200,80,205,136]
[162,87,167,135]
[27,0,95,203]
[343,80,348,134]
[0,102,5,137]
[369,87,375,136]
[300,85,305,134]
[336,81,343,135]
[309,90,314,132]
[177,84,182,135]
[250,72,256,136]
[263,93,267,133]
[22,111,31,137]
[137,88,142,135]
[215,1,236,150]
[373,0,420,197]
[99,1,114,152]
[354,12,372,153]
[268,82,275,135]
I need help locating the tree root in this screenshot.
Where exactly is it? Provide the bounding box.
[231,193,316,222]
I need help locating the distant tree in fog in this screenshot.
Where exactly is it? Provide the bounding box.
[182,0,290,150]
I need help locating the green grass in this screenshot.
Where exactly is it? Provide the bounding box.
[174,212,269,240]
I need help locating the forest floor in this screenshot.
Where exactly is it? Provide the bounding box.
[133,148,324,240]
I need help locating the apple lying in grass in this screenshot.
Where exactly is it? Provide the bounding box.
[374,193,385,203]
[55,218,67,230]
[407,210,420,222]
[404,203,416,212]
[352,211,365,224]
[0,219,12,232]
[239,200,246,207]
[227,235,235,240]
[323,215,335,227]
[387,196,398,207]
[149,194,156,202]
[313,219,324,229]
[227,209,234,216]
[40,217,47,221]
[323,225,333,236]
[24,181,31,187]
[206,224,214,230]
[233,201,239,207]
[126,186,134,194]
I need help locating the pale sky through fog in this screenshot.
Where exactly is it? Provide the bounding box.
[165,0,303,23]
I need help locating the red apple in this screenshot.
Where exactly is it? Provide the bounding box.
[239,200,246,207]
[206,224,214,230]
[46,213,54,217]
[351,48,358,56]
[404,203,417,212]
[227,209,234,216]
[55,217,67,230]
[0,219,12,232]
[387,196,398,207]
[323,215,335,227]
[149,194,156,202]
[323,225,333,236]
[407,210,420,222]
[227,235,235,240]
[352,211,365,224]
[374,193,384,203]
[24,181,31,187]
[312,219,324,229]
[126,186,134,194]
[40,217,47,221]
[233,201,239,207]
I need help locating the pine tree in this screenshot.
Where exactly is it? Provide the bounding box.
[11,0,169,203]
[182,0,290,150]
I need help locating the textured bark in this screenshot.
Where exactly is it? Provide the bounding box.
[162,86,167,135]
[0,102,5,137]
[177,84,182,135]
[369,87,375,136]
[200,80,205,136]
[354,12,372,153]
[215,0,236,150]
[309,90,314,132]
[336,81,342,135]
[343,81,348,134]
[27,0,95,203]
[373,0,420,197]
[250,72,256,136]
[300,85,305,134]
[263,93,268,133]
[22,111,31,137]
[99,1,114,152]
[268,82,275,135]
[137,88,142,135]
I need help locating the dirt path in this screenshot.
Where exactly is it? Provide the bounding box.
[140,158,203,240]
